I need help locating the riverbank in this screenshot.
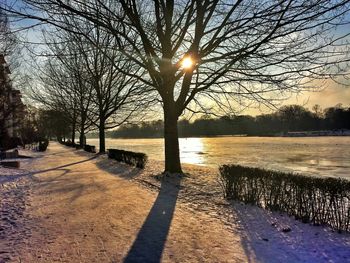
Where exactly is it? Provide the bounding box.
[1,142,349,262]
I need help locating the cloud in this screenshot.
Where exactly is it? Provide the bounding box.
[286,82,350,110]
[241,80,350,116]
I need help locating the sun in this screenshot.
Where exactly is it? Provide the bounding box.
[181,56,194,69]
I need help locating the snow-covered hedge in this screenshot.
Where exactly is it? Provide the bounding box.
[84,144,96,153]
[108,149,147,168]
[60,141,75,147]
[219,165,350,232]
[38,139,49,151]
[60,141,95,152]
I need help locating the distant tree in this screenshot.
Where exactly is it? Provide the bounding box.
[324,105,350,130]
[36,109,72,142]
[277,105,314,132]
[18,106,36,143]
[312,104,323,118]
[18,106,71,144]
[110,102,350,138]
[255,114,280,135]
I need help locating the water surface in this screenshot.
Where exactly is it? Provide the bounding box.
[87,136,350,179]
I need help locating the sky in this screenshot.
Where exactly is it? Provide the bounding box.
[245,83,350,116]
[17,25,349,117]
[287,85,350,110]
[4,1,350,117]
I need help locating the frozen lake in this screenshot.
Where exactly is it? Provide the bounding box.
[87,136,350,179]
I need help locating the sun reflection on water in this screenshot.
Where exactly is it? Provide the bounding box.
[179,138,206,165]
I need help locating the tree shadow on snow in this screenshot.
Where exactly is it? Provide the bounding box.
[29,157,107,204]
[69,148,143,180]
[43,149,76,156]
[29,156,97,176]
[123,174,182,263]
[94,157,142,180]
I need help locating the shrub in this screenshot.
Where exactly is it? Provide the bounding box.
[75,144,83,149]
[38,139,49,151]
[1,137,24,150]
[63,140,75,147]
[59,141,86,149]
[0,161,20,168]
[108,148,147,168]
[0,149,19,159]
[84,144,96,153]
[219,164,350,232]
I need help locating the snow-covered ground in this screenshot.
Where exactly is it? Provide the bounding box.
[0,144,349,262]
[0,166,33,262]
[97,154,350,263]
[231,203,350,263]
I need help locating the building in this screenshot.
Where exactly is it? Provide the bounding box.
[0,54,25,139]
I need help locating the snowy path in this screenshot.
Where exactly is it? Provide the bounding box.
[1,143,247,262]
[1,142,349,262]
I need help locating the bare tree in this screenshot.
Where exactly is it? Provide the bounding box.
[0,8,16,55]
[68,19,149,153]
[30,17,150,152]
[2,0,350,172]
[51,36,96,146]
[31,44,94,144]
[0,10,25,148]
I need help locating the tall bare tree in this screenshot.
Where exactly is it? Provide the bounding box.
[0,9,25,148]
[2,0,350,172]
[0,8,16,55]
[32,64,76,143]
[68,19,149,153]
[53,38,95,146]
[31,43,94,144]
[31,18,150,152]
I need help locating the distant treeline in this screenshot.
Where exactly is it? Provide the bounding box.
[90,104,350,138]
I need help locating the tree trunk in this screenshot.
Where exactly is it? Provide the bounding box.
[80,113,86,146]
[79,122,85,146]
[99,119,105,153]
[79,130,85,146]
[71,121,76,144]
[163,107,182,173]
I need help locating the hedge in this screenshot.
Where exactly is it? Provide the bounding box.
[38,139,49,151]
[219,165,350,232]
[108,148,147,168]
[75,144,83,149]
[0,161,20,168]
[84,144,96,153]
[62,141,75,147]
[60,141,79,148]
[59,141,95,152]
[0,149,18,159]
